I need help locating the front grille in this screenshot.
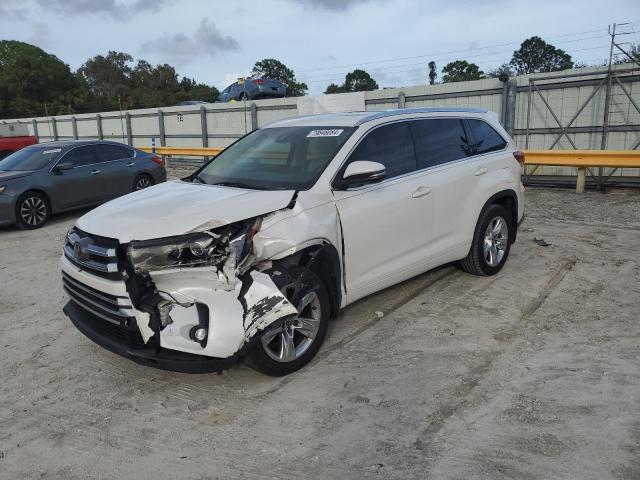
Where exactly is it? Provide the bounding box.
[64,228,122,280]
[62,272,134,325]
[62,272,157,348]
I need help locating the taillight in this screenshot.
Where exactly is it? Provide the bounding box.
[513,150,525,166]
[252,79,265,85]
[151,155,165,167]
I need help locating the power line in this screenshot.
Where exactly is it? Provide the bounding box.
[301,42,614,87]
[298,35,611,85]
[294,27,616,76]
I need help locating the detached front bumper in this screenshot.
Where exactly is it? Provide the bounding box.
[63,300,237,373]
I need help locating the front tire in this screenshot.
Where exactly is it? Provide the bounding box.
[15,192,50,230]
[247,266,330,376]
[459,204,512,276]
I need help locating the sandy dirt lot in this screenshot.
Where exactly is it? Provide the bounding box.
[0,186,639,480]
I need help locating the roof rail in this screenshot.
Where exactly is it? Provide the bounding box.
[354,107,488,126]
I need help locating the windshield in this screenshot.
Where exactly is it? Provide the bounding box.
[196,126,356,190]
[0,146,62,171]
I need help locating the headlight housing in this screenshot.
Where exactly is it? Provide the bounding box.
[0,186,5,194]
[127,233,226,273]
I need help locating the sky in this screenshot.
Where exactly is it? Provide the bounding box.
[0,0,639,95]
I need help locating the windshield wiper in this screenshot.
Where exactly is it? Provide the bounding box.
[192,174,206,184]
[213,181,269,190]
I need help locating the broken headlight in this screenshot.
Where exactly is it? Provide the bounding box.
[127,233,225,273]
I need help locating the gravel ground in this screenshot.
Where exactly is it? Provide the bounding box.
[0,185,639,480]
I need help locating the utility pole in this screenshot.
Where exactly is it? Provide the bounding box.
[118,94,126,144]
[238,77,247,134]
[44,103,52,139]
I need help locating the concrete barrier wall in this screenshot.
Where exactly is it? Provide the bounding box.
[2,64,639,178]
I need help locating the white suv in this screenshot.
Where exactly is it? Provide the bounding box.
[61,108,525,376]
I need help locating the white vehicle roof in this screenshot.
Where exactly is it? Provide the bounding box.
[265,107,491,128]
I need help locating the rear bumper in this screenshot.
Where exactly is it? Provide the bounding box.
[64,300,237,373]
[255,87,285,97]
[154,167,167,184]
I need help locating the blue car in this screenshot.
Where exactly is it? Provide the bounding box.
[217,78,287,102]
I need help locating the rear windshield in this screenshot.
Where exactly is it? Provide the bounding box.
[196,126,356,190]
[0,146,62,171]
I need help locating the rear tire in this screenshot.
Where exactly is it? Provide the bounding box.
[459,204,512,276]
[247,266,330,376]
[15,191,50,230]
[133,174,153,191]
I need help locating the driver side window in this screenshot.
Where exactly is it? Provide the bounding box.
[62,146,98,168]
[346,122,417,180]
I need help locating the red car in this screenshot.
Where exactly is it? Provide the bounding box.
[0,124,38,159]
[0,136,38,159]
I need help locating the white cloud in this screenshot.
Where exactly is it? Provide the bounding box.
[142,18,240,66]
[292,0,380,10]
[34,0,174,20]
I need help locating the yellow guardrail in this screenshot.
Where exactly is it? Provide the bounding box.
[142,145,640,193]
[523,150,640,193]
[140,146,224,157]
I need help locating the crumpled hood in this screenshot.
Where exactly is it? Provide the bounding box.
[0,170,32,182]
[76,180,295,243]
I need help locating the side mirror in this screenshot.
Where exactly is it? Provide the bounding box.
[53,162,73,173]
[335,161,386,189]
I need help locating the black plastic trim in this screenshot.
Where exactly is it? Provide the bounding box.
[64,301,237,374]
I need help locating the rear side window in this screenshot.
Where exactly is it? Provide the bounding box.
[63,146,98,167]
[410,119,471,168]
[347,122,416,179]
[95,144,132,162]
[467,119,507,154]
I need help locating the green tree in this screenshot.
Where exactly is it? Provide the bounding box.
[487,63,514,79]
[77,51,134,109]
[510,36,573,74]
[0,40,75,117]
[175,79,219,103]
[325,83,345,94]
[343,69,378,92]
[428,61,437,84]
[441,60,484,83]
[251,58,307,96]
[324,69,378,94]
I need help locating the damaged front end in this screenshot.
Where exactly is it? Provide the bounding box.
[61,213,305,373]
[119,216,299,367]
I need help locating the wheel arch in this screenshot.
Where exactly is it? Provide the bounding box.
[18,188,52,208]
[480,189,519,243]
[271,241,342,320]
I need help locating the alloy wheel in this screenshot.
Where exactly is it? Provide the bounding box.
[20,196,47,227]
[135,176,151,190]
[260,291,322,363]
[483,216,509,267]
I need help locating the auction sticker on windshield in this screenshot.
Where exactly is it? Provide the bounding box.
[307,129,344,138]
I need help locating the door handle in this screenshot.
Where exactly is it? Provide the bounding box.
[411,186,431,198]
[91,170,101,175]
[474,167,488,176]
[126,162,135,167]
